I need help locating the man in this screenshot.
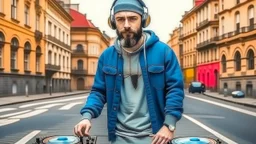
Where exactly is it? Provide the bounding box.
[74,0,184,143]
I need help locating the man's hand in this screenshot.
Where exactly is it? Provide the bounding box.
[74,119,91,137]
[151,125,174,144]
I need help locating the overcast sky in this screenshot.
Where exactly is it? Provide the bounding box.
[70,0,193,42]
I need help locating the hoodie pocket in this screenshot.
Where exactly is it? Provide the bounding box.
[148,65,165,89]
[102,66,117,91]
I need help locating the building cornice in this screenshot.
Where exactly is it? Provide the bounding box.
[48,0,73,22]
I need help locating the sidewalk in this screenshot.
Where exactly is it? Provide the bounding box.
[203,91,256,108]
[0,90,90,106]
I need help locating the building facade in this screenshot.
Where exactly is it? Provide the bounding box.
[0,0,45,96]
[218,0,256,97]
[180,7,198,88]
[70,9,109,91]
[44,0,73,94]
[195,0,220,91]
[168,27,182,65]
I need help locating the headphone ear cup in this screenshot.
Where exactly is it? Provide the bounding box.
[142,14,151,28]
[108,16,116,30]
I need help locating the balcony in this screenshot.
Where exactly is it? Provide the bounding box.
[45,64,60,72]
[196,19,218,31]
[46,35,71,50]
[72,49,88,57]
[35,30,42,42]
[218,24,256,41]
[196,36,219,50]
[71,69,88,76]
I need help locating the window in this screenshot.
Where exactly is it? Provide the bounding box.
[59,28,61,40]
[11,0,17,19]
[221,55,226,72]
[63,32,65,42]
[221,0,224,10]
[248,6,254,30]
[48,21,52,35]
[214,4,218,13]
[48,51,52,64]
[36,14,40,30]
[235,12,240,33]
[66,34,69,45]
[67,57,69,70]
[10,38,19,69]
[78,60,83,70]
[54,53,57,65]
[0,48,2,68]
[63,56,65,70]
[221,17,225,35]
[36,46,41,72]
[24,42,31,71]
[235,51,241,71]
[54,25,57,37]
[0,32,4,68]
[247,49,254,70]
[59,54,61,66]
[24,5,29,25]
[76,44,83,51]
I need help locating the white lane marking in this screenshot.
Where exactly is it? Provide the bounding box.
[35,103,65,109]
[0,119,20,126]
[0,110,31,118]
[15,130,41,144]
[20,95,87,108]
[0,108,17,113]
[183,114,238,144]
[10,109,48,119]
[186,95,256,117]
[59,102,83,110]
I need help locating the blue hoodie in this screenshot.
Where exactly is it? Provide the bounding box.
[80,30,184,141]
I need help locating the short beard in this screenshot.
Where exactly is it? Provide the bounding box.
[117,27,142,48]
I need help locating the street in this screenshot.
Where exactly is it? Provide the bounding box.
[0,93,256,144]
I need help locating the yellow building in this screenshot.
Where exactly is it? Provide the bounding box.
[70,9,109,90]
[218,0,256,97]
[0,0,45,96]
[167,27,182,65]
[180,5,198,88]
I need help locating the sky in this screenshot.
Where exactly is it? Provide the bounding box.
[70,0,193,43]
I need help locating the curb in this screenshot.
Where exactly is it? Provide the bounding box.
[0,91,89,107]
[203,93,256,108]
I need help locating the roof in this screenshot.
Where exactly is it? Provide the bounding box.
[70,9,95,28]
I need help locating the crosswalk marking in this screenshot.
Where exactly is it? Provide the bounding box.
[15,130,41,144]
[0,118,20,126]
[0,108,17,113]
[59,102,83,110]
[19,96,87,108]
[35,103,65,109]
[0,110,31,118]
[10,109,48,119]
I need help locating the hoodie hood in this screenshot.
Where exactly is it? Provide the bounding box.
[114,30,159,54]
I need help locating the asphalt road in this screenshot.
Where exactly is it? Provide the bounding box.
[0,93,255,144]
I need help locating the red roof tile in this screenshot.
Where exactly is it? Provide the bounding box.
[70,9,95,28]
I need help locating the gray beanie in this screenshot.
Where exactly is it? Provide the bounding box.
[113,0,144,15]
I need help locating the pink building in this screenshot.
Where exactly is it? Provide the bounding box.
[197,62,219,91]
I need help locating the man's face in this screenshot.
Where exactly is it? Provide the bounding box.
[114,11,142,48]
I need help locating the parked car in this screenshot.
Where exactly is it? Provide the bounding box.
[231,91,245,98]
[188,82,205,94]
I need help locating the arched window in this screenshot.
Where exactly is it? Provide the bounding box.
[76,44,84,51]
[24,42,31,71]
[248,5,254,30]
[221,55,226,72]
[247,49,254,70]
[234,51,241,71]
[77,60,83,70]
[235,11,240,34]
[11,37,19,69]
